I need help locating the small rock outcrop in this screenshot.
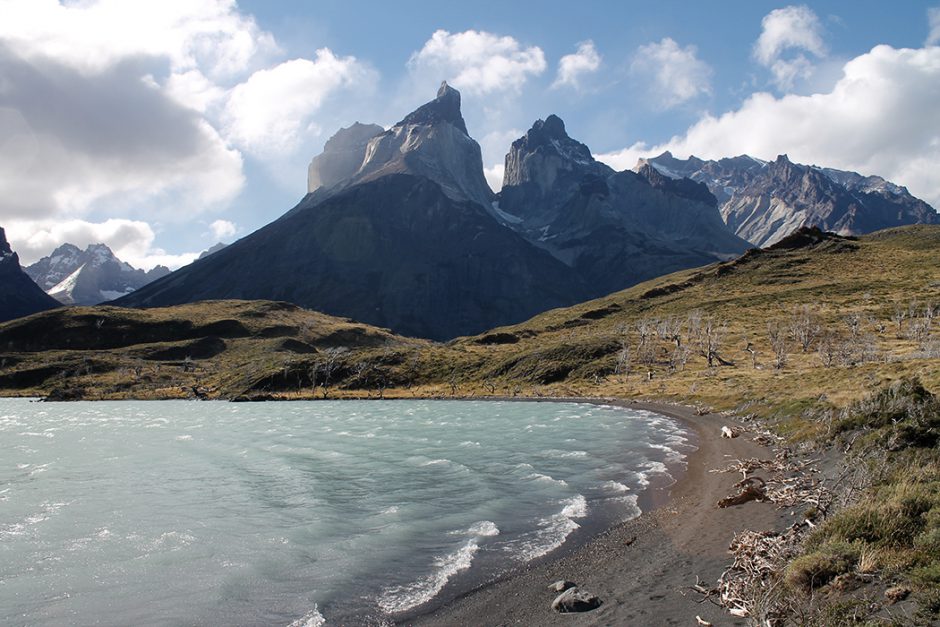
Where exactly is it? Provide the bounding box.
[551,586,602,613]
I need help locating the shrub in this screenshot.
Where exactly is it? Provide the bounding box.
[785,542,859,592]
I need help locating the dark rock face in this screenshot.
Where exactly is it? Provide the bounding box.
[498,117,749,297]
[638,152,939,247]
[0,227,61,323]
[116,175,586,340]
[25,243,170,305]
[307,122,384,193]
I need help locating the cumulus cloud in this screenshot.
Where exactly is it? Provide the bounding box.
[553,41,601,89]
[0,0,279,78]
[0,0,377,262]
[409,29,546,95]
[597,45,940,209]
[630,38,712,108]
[929,7,940,45]
[754,5,827,91]
[0,47,244,220]
[209,219,237,240]
[5,218,196,270]
[223,50,375,157]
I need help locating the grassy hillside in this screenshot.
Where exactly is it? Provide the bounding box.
[1,226,938,410]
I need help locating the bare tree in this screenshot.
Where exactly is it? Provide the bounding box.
[892,303,907,338]
[614,336,632,378]
[688,311,730,367]
[310,347,346,398]
[789,305,821,352]
[767,321,789,369]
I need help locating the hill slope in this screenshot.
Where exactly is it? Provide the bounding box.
[2,225,938,406]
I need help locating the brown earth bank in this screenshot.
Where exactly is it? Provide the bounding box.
[402,399,793,627]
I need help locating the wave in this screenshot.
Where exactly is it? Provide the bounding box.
[467,520,499,537]
[512,495,588,562]
[287,605,326,627]
[601,480,630,493]
[377,539,480,614]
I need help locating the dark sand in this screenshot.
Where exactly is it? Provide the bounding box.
[404,399,793,626]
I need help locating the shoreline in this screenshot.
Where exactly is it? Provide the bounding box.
[401,398,792,626]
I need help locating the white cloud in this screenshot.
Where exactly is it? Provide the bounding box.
[209,219,237,240]
[5,218,196,270]
[553,41,601,89]
[597,45,940,210]
[409,29,546,95]
[928,7,940,46]
[223,50,374,157]
[754,5,827,91]
[630,38,712,107]
[0,0,279,78]
[0,52,244,221]
[484,164,505,193]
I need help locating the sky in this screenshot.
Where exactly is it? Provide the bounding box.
[1,0,939,269]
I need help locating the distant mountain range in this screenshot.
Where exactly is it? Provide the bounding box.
[25,244,171,306]
[116,83,749,339]
[636,152,938,247]
[0,227,60,322]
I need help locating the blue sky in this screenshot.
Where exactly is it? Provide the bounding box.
[1,1,938,269]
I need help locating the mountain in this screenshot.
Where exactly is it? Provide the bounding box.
[497,116,750,297]
[198,242,228,260]
[324,82,496,212]
[26,244,170,305]
[0,227,61,322]
[116,85,585,340]
[307,122,384,193]
[637,152,939,247]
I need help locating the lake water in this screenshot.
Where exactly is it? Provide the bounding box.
[0,399,694,625]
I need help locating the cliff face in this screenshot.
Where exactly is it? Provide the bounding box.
[498,117,749,296]
[0,227,61,322]
[307,122,384,193]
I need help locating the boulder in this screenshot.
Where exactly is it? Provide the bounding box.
[547,580,576,593]
[551,586,601,613]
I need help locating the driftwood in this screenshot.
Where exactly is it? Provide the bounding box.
[697,443,834,623]
[717,476,767,507]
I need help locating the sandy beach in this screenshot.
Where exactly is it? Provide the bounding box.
[405,399,793,626]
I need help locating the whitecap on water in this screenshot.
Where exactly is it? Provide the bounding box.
[378,538,480,614]
[287,605,326,627]
[601,480,630,493]
[511,495,588,562]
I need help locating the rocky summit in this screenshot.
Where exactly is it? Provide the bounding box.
[116,86,763,340]
[0,227,60,322]
[637,152,939,247]
[116,85,584,340]
[497,116,749,297]
[26,243,170,306]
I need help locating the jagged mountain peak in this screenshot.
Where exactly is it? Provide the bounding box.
[25,243,169,305]
[640,151,938,246]
[396,80,468,136]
